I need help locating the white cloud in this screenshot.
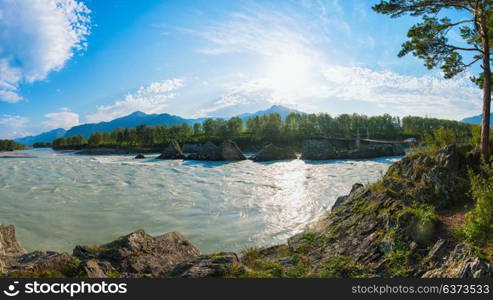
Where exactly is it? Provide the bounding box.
[193,1,482,120]
[86,79,184,123]
[193,80,275,117]
[0,114,29,128]
[198,6,324,60]
[321,66,482,119]
[198,65,482,120]
[0,0,91,102]
[0,114,30,139]
[0,131,33,139]
[42,108,80,129]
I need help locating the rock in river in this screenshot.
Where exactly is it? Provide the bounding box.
[157,140,185,160]
[187,140,246,161]
[252,144,297,162]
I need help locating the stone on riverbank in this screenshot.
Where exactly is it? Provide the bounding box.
[157,140,185,160]
[187,140,246,161]
[73,230,201,278]
[301,139,406,160]
[252,144,297,162]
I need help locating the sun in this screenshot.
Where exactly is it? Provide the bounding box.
[265,53,312,93]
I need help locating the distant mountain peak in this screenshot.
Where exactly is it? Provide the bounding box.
[462,114,493,125]
[127,111,147,117]
[237,105,305,120]
[14,128,66,146]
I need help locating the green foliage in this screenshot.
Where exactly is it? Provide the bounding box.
[384,239,412,277]
[406,202,438,224]
[0,139,26,151]
[32,142,52,148]
[372,1,488,82]
[422,127,457,149]
[459,166,493,247]
[319,256,370,278]
[242,256,310,278]
[61,259,86,278]
[51,112,474,150]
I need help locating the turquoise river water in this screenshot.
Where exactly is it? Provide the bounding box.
[0,148,400,253]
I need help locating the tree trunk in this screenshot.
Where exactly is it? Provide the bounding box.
[481,15,491,162]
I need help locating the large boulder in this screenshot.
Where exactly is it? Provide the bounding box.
[73,230,200,277]
[301,139,406,160]
[301,139,337,160]
[182,143,202,154]
[134,154,146,159]
[187,142,222,161]
[0,224,26,256]
[157,140,185,160]
[252,144,297,162]
[187,141,246,161]
[0,224,27,273]
[7,252,75,276]
[0,224,77,277]
[220,140,246,161]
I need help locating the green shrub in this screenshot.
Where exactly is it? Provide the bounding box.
[422,127,456,150]
[384,240,411,277]
[61,259,86,278]
[319,256,370,278]
[459,167,493,247]
[408,202,438,223]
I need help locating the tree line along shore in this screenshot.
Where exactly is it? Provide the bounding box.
[34,112,475,153]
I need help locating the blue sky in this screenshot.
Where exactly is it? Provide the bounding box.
[0,0,484,139]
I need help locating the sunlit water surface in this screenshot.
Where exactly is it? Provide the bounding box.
[0,148,400,253]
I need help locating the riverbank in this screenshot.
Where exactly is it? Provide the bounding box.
[58,138,406,162]
[0,145,488,278]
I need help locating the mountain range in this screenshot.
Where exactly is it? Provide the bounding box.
[14,128,67,146]
[14,105,302,145]
[461,114,491,125]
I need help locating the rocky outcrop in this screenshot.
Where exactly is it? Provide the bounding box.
[167,253,245,278]
[157,140,185,160]
[301,139,337,160]
[0,224,76,277]
[220,140,247,161]
[252,144,297,162]
[134,154,146,159]
[0,226,201,278]
[187,142,220,161]
[422,243,493,278]
[280,145,487,278]
[187,141,246,161]
[301,139,405,160]
[73,230,201,278]
[182,143,202,154]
